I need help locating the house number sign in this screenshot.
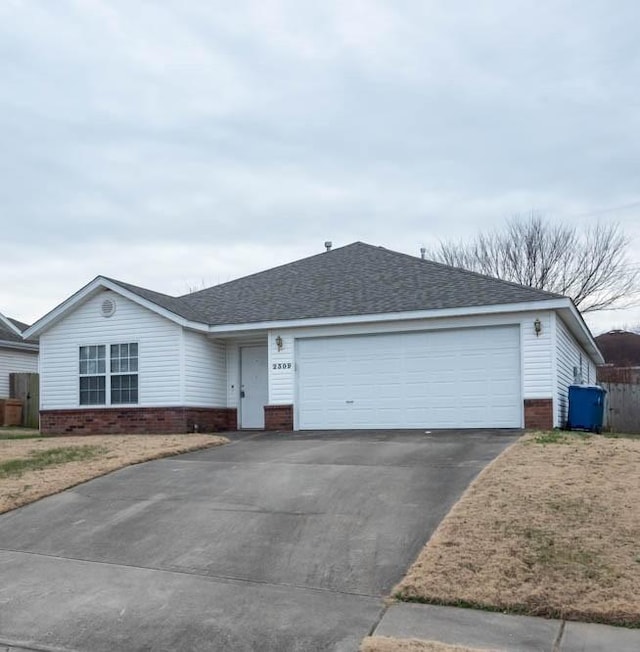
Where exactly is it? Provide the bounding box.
[272,362,292,370]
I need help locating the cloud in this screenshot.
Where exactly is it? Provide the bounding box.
[1,0,639,327]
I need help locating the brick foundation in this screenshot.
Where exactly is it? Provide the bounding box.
[40,407,238,435]
[524,399,553,430]
[264,404,294,431]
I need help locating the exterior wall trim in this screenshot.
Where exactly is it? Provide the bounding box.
[0,340,39,352]
[24,277,210,339]
[550,311,559,427]
[209,299,573,334]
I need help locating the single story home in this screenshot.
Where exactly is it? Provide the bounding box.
[25,242,603,434]
[0,312,39,398]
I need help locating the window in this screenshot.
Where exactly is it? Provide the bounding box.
[79,343,138,405]
[110,343,138,404]
[79,346,106,405]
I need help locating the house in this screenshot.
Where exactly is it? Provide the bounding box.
[24,242,603,434]
[0,312,39,398]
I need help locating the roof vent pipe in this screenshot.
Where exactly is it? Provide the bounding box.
[420,246,426,260]
[324,241,332,252]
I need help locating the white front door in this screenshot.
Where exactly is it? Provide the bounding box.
[240,346,268,428]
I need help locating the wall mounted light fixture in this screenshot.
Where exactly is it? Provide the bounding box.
[533,318,542,337]
[275,335,283,351]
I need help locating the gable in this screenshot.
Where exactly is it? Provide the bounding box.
[39,290,184,410]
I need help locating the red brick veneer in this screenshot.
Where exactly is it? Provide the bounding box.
[524,399,553,430]
[40,407,237,435]
[264,404,293,431]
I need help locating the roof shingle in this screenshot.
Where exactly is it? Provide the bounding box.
[110,241,562,326]
[0,315,34,344]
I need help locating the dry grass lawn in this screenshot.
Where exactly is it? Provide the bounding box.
[360,636,496,652]
[0,430,228,514]
[394,431,640,627]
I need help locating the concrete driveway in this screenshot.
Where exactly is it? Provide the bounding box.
[0,429,519,652]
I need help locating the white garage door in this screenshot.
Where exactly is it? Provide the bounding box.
[296,326,521,429]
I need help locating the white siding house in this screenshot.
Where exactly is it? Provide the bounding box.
[25,243,603,434]
[183,331,227,407]
[0,348,38,398]
[0,313,38,399]
[39,291,182,410]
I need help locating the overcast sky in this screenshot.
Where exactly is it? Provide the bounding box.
[2,0,639,335]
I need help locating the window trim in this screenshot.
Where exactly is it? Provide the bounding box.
[78,342,139,407]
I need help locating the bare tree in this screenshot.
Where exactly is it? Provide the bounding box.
[428,214,639,312]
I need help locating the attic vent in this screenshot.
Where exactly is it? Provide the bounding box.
[101,297,117,318]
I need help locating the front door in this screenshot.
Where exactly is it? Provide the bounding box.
[240,346,268,428]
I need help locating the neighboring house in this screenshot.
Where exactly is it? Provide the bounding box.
[0,312,39,398]
[24,242,603,435]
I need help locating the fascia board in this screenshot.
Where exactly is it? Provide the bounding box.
[207,298,573,334]
[0,340,39,352]
[99,280,209,332]
[0,312,23,337]
[24,277,208,339]
[559,303,605,365]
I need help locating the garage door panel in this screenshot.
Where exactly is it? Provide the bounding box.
[297,326,521,429]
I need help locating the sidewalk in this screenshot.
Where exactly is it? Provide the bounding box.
[372,603,640,652]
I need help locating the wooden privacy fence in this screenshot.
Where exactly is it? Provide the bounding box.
[597,366,640,434]
[9,372,40,429]
[600,381,640,434]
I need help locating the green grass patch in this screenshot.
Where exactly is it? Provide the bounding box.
[531,430,592,445]
[0,446,107,479]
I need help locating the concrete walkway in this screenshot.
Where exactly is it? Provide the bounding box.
[373,602,640,652]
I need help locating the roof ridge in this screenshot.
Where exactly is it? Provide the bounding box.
[179,242,363,299]
[102,276,178,299]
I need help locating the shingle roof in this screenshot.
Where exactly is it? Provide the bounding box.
[0,315,35,345]
[102,278,206,323]
[113,241,559,326]
[107,242,562,326]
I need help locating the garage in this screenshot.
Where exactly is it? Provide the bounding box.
[296,325,522,429]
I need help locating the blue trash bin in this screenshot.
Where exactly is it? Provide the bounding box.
[567,385,606,433]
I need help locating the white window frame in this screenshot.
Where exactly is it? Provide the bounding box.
[78,342,139,406]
